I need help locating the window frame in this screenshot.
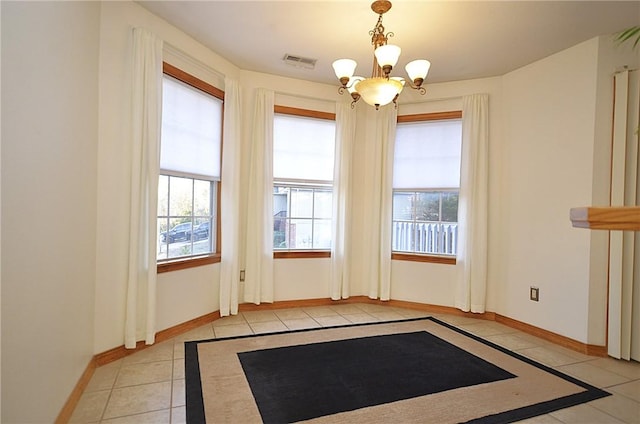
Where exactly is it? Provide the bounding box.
[273,105,336,259]
[392,110,462,265]
[157,63,224,273]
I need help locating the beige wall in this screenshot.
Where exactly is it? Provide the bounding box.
[498,37,638,345]
[500,38,600,343]
[1,2,100,422]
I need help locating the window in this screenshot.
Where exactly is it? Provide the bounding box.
[392,112,462,260]
[273,107,336,254]
[157,63,223,267]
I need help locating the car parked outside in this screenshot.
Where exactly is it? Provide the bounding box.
[193,221,210,241]
[160,222,193,243]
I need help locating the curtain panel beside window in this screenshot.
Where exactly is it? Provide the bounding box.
[125,28,163,349]
[455,93,489,313]
[219,77,242,317]
[244,89,275,305]
[331,102,357,300]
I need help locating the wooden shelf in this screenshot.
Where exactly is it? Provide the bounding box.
[570,206,640,231]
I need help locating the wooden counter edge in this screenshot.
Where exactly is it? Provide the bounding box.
[570,206,640,231]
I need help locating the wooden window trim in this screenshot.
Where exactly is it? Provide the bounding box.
[158,63,223,272]
[163,62,224,100]
[274,251,331,259]
[274,105,335,121]
[391,252,456,265]
[397,110,461,123]
[158,253,221,273]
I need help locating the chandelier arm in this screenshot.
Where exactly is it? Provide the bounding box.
[404,79,427,95]
[351,93,361,108]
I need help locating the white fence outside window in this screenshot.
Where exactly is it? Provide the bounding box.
[392,221,458,256]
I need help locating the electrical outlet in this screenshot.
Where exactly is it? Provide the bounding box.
[530,286,539,302]
[240,270,245,282]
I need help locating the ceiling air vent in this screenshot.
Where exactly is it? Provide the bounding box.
[283,54,317,70]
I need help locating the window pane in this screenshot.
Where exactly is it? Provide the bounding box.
[157,219,169,260]
[393,192,414,221]
[442,192,459,222]
[416,192,440,221]
[290,218,312,249]
[273,114,335,181]
[161,76,222,179]
[290,188,313,218]
[313,219,332,249]
[169,176,193,217]
[194,179,211,216]
[393,119,462,189]
[158,175,169,216]
[313,190,332,219]
[274,217,288,249]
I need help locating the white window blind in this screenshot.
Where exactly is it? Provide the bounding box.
[393,119,462,189]
[273,114,336,182]
[161,75,222,179]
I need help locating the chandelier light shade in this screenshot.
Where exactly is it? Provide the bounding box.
[405,59,431,87]
[332,59,358,86]
[356,77,404,109]
[333,0,430,110]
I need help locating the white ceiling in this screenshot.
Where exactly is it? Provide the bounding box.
[137,1,640,85]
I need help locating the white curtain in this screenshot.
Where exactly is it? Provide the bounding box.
[331,102,357,300]
[362,105,397,300]
[219,78,242,316]
[125,28,163,348]
[244,88,275,304]
[608,70,639,361]
[455,93,489,313]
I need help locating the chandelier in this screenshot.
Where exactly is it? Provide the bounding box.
[332,0,430,110]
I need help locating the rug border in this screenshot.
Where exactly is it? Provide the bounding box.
[185,317,610,424]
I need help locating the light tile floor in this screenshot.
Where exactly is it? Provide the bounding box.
[70,303,640,423]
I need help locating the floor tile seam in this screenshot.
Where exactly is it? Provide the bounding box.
[120,358,175,368]
[84,378,118,395]
[563,361,638,382]
[170,360,177,409]
[521,346,588,367]
[591,365,640,381]
[580,400,632,424]
[101,406,172,422]
[550,399,625,424]
[335,311,376,320]
[97,386,116,423]
[553,369,628,390]
[112,377,174,391]
[587,358,640,381]
[607,381,640,399]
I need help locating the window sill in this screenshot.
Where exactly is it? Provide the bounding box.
[274,251,331,259]
[391,252,456,265]
[157,253,221,273]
